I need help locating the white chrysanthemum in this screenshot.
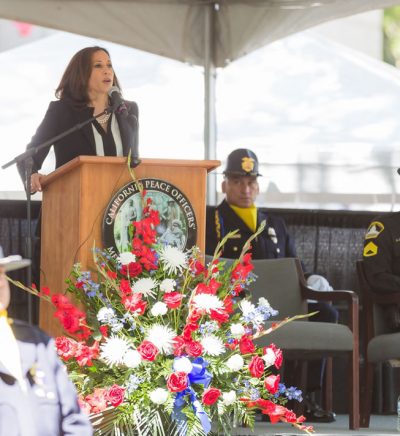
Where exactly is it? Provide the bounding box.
[123,349,142,368]
[239,300,256,317]
[100,335,130,366]
[146,324,176,354]
[200,334,225,356]
[192,294,224,313]
[222,390,237,406]
[225,354,244,371]
[97,307,115,323]
[258,297,272,308]
[149,388,169,405]
[173,356,193,374]
[160,278,176,293]
[159,246,187,274]
[262,348,276,368]
[118,252,136,265]
[230,323,245,337]
[132,277,158,298]
[150,301,168,317]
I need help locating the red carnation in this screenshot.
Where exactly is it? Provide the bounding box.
[122,293,147,315]
[239,335,255,354]
[121,261,143,278]
[163,292,184,309]
[185,340,203,357]
[107,384,126,407]
[137,340,159,361]
[167,371,188,392]
[202,387,221,406]
[249,355,265,378]
[264,374,280,394]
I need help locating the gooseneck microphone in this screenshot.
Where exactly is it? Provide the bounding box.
[108,86,140,168]
[108,86,128,117]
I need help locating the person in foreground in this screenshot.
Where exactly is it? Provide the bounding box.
[18,45,139,193]
[206,148,338,423]
[0,247,92,436]
[363,213,400,331]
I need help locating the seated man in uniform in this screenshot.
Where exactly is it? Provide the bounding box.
[363,214,400,331]
[206,148,337,422]
[0,247,92,436]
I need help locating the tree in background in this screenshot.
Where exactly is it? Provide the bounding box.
[383,6,400,67]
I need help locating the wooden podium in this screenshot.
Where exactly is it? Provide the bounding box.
[39,156,220,336]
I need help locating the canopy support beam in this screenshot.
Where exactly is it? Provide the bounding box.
[204,2,218,206]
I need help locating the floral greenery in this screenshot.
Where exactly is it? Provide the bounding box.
[9,191,313,436]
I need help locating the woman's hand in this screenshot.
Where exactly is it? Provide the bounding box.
[30,173,45,193]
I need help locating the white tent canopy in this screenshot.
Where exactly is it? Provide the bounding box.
[0,0,399,68]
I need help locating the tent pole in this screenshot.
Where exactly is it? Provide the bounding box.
[204,2,217,206]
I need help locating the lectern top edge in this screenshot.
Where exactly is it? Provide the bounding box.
[41,156,221,189]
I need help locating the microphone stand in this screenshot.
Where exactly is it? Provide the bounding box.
[1,106,118,324]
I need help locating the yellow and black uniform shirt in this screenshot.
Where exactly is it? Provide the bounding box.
[363,212,400,293]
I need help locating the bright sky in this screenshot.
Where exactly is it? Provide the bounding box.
[2,28,400,210]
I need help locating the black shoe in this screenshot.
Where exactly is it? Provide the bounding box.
[304,399,336,423]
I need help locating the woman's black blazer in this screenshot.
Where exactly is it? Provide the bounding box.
[23,99,139,174]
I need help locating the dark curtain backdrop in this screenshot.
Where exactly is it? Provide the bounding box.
[0,200,41,322]
[0,200,394,413]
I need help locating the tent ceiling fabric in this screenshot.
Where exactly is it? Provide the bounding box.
[0,1,399,67]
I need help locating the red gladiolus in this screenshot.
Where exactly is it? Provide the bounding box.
[173,335,186,356]
[55,336,78,360]
[106,271,117,280]
[210,308,229,324]
[119,279,132,296]
[85,388,108,414]
[75,341,99,367]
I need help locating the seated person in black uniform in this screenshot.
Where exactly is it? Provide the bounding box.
[206,148,338,422]
[363,214,400,331]
[0,248,92,436]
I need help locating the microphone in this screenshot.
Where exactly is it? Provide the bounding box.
[108,86,128,117]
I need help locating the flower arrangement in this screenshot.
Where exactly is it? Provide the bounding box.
[12,189,313,436]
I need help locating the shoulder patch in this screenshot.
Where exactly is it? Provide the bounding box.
[363,241,378,257]
[365,221,384,240]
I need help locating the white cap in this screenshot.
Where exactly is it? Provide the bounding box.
[0,247,31,272]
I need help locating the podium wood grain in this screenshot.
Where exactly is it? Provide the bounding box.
[39,156,220,337]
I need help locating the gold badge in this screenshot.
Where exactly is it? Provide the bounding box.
[365,221,384,240]
[363,241,378,257]
[241,157,255,173]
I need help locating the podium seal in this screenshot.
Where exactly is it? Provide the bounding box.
[102,178,197,258]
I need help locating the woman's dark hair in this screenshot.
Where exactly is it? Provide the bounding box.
[55,46,121,107]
